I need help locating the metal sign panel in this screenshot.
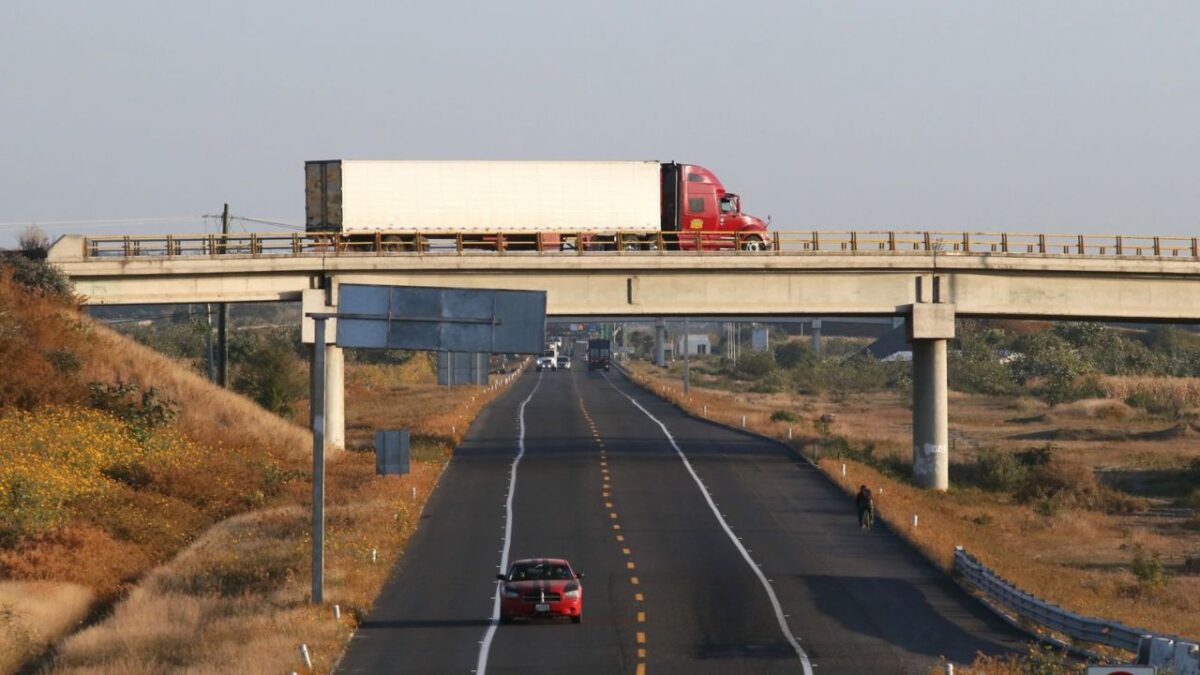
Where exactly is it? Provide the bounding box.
[1086,667,1156,675]
[335,284,546,354]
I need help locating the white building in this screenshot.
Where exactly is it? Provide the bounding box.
[674,333,712,356]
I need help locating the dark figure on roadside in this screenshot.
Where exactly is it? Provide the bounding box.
[855,484,874,531]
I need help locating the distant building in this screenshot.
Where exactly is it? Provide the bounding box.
[674,333,711,356]
[751,327,770,351]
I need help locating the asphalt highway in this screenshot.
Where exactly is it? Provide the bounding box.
[337,353,1028,674]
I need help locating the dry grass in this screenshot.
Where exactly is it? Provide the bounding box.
[1100,375,1200,408]
[0,582,93,674]
[81,323,310,459]
[623,361,1200,643]
[40,360,527,675]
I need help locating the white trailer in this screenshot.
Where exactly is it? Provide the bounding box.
[306,160,662,234]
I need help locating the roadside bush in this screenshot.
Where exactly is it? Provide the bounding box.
[1016,458,1104,514]
[1130,545,1172,592]
[88,381,178,442]
[774,341,816,370]
[770,410,801,423]
[233,342,307,416]
[734,350,776,379]
[975,449,1029,492]
[0,255,73,299]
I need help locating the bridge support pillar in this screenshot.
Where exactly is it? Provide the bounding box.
[654,319,666,367]
[908,303,955,491]
[810,318,822,354]
[325,344,345,450]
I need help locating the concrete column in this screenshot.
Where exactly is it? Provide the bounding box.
[912,339,949,490]
[654,319,666,367]
[325,344,345,450]
[907,301,955,491]
[811,318,823,354]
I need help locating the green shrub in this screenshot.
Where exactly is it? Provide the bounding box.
[1130,545,1172,591]
[774,342,816,369]
[233,343,307,416]
[975,449,1030,492]
[734,351,776,379]
[770,410,801,423]
[88,381,179,441]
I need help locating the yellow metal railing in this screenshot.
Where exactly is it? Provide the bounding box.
[75,230,1200,260]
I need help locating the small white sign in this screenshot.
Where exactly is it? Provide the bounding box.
[1086,666,1155,675]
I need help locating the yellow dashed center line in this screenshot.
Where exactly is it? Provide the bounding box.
[581,399,644,674]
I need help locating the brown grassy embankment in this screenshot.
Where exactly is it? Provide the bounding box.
[622,361,1200,646]
[42,356,523,674]
[0,271,524,673]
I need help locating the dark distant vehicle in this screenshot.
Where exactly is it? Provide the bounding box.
[557,355,571,370]
[587,339,611,371]
[497,558,584,624]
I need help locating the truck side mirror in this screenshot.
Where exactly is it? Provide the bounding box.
[496,574,507,581]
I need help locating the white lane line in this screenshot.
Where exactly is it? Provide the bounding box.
[603,373,814,675]
[475,372,543,675]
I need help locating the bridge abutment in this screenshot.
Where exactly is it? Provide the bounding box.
[908,303,955,491]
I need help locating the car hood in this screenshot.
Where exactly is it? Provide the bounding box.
[505,579,578,593]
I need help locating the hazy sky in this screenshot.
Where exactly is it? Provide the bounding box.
[3,1,1198,246]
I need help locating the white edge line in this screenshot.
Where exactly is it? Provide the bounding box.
[604,373,815,675]
[475,371,542,675]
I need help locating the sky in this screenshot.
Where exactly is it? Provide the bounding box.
[2,1,1199,247]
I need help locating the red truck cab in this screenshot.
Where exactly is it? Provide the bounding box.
[662,163,770,250]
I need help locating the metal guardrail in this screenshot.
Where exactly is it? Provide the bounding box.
[69,229,1200,260]
[954,547,1146,652]
[955,546,1199,673]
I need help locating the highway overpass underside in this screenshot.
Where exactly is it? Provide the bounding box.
[54,251,1200,490]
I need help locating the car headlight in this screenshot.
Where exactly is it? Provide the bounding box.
[563,589,580,599]
[502,585,520,599]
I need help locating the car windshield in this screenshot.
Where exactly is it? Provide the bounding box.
[508,562,572,581]
[557,357,568,363]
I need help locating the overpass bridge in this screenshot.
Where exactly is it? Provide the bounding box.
[48,229,1200,490]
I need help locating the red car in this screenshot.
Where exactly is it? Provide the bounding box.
[496,558,584,624]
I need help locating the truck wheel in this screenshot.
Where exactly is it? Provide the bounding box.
[620,235,642,251]
[740,235,766,252]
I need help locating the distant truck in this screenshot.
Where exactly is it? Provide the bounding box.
[305,160,770,251]
[587,339,611,372]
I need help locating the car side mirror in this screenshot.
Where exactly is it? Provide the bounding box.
[575,572,584,580]
[496,574,506,581]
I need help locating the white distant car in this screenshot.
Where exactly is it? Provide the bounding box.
[557,356,571,371]
[536,355,557,371]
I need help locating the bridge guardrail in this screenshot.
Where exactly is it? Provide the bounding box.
[69,230,1200,260]
[954,546,1199,672]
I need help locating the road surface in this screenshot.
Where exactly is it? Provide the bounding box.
[337,356,1026,674]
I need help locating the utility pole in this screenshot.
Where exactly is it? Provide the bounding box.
[217,203,230,388]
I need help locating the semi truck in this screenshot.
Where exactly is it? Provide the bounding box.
[587,339,611,372]
[305,160,769,251]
